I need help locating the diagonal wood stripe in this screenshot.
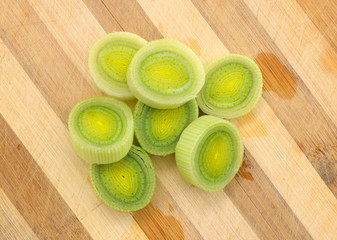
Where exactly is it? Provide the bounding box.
[0,0,101,125]
[0,39,149,240]
[296,0,337,52]
[132,180,203,240]
[1,0,211,239]
[227,150,312,240]
[90,2,309,238]
[0,115,92,240]
[86,1,269,240]
[191,0,337,195]
[97,0,162,41]
[0,188,38,240]
[82,0,124,33]
[150,155,259,239]
[134,0,337,239]
[10,0,259,239]
[243,0,337,126]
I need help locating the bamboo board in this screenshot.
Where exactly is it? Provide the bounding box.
[1,0,337,239]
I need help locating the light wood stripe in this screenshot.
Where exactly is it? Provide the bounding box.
[191,0,337,195]
[0,40,148,240]
[1,0,100,125]
[133,180,203,240]
[0,115,92,239]
[11,0,260,239]
[296,0,337,52]
[135,0,337,239]
[90,2,312,239]
[0,188,38,240]
[243,0,337,126]
[25,0,105,92]
[226,150,312,240]
[0,2,206,239]
[97,0,163,41]
[1,0,336,239]
[150,155,259,239]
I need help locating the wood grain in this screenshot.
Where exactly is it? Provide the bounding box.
[192,0,337,196]
[1,0,336,239]
[0,39,148,240]
[0,115,92,240]
[296,0,337,52]
[0,189,38,240]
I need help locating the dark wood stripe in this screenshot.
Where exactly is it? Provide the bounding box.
[226,150,313,240]
[297,0,337,53]
[132,180,203,240]
[0,0,101,126]
[84,0,163,41]
[0,114,92,240]
[1,1,201,239]
[79,1,314,239]
[0,190,38,240]
[82,0,123,33]
[192,0,337,196]
[97,0,163,41]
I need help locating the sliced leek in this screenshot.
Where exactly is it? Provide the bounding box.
[134,99,198,156]
[90,145,156,212]
[89,32,147,100]
[68,97,134,164]
[127,39,205,109]
[175,115,243,192]
[197,54,263,118]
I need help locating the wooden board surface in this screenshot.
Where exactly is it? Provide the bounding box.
[1,0,336,239]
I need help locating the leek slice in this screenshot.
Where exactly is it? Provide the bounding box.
[134,99,198,156]
[175,115,243,192]
[68,97,134,164]
[90,145,156,212]
[89,32,147,99]
[127,39,205,109]
[197,54,263,118]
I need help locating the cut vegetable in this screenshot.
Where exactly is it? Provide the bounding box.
[89,32,147,100]
[134,99,199,156]
[175,115,243,192]
[68,97,134,164]
[127,39,205,109]
[90,145,156,212]
[197,54,263,118]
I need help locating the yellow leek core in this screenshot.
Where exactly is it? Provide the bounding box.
[90,145,156,212]
[175,115,243,192]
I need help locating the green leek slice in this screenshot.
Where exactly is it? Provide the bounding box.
[197,54,263,118]
[175,115,243,192]
[68,97,134,164]
[134,99,198,156]
[89,32,147,100]
[127,39,205,109]
[90,145,156,212]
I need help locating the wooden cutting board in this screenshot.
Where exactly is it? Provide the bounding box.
[1,0,336,239]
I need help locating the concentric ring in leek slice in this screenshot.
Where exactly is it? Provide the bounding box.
[90,145,156,212]
[68,97,134,164]
[134,99,198,156]
[175,115,243,192]
[197,54,263,119]
[127,39,205,109]
[89,32,147,100]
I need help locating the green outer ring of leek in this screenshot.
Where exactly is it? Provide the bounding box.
[68,97,134,164]
[197,54,263,119]
[90,145,156,212]
[134,99,199,156]
[89,32,147,100]
[127,39,205,109]
[175,115,243,192]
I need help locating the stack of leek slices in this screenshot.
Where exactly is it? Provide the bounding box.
[68,32,263,212]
